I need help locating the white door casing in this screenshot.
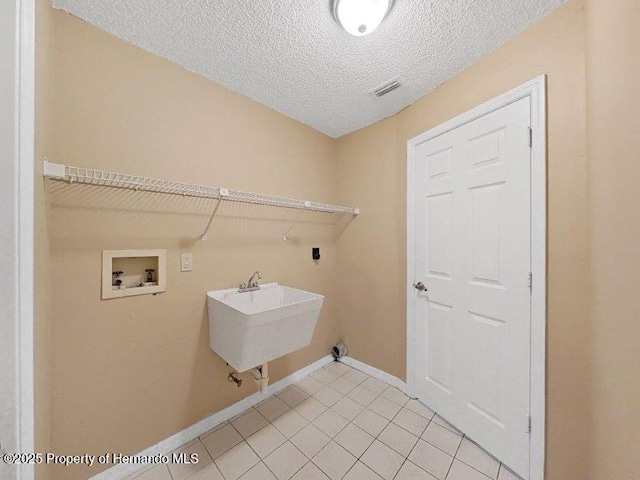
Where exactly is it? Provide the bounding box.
[1,1,36,480]
[0,1,20,475]
[407,77,546,480]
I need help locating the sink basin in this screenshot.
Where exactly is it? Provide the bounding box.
[207,283,324,372]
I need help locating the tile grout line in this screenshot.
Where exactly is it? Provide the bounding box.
[340,376,473,480]
[219,420,252,480]
[331,385,427,480]
[298,362,383,479]
[179,438,213,480]
[186,361,504,480]
[313,362,438,480]
[452,435,501,480]
[310,363,363,478]
[197,363,369,480]
[234,362,352,480]
[388,406,434,480]
[252,363,432,480]
[230,405,306,480]
[218,363,341,479]
[300,362,356,479]
[388,419,431,480]
[140,363,362,479]
[442,432,466,480]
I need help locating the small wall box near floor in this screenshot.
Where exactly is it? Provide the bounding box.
[102,249,166,300]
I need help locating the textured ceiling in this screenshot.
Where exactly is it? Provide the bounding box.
[52,0,566,138]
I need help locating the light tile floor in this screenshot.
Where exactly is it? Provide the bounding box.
[127,362,524,480]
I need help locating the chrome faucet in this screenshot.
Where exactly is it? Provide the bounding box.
[239,271,261,292]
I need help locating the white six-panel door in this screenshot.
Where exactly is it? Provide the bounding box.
[412,97,532,478]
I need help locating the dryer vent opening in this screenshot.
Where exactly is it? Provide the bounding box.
[332,341,347,359]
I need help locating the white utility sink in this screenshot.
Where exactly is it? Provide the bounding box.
[207,283,324,372]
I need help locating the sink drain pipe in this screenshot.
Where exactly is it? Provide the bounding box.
[250,363,269,393]
[227,363,270,393]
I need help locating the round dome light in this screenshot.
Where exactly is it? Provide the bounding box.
[332,0,395,37]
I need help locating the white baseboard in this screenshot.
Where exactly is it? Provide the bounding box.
[338,356,407,393]
[91,354,334,480]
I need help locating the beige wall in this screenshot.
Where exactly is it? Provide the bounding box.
[35,1,640,479]
[336,1,590,478]
[586,0,640,477]
[47,11,339,480]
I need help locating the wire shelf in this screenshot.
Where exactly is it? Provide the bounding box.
[43,160,361,215]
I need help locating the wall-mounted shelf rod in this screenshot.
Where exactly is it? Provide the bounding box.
[43,160,361,215]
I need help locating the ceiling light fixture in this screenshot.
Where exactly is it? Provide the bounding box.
[332,0,395,37]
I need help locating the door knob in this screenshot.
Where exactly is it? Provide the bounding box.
[413,282,427,292]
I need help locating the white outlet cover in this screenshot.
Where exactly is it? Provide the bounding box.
[181,253,193,272]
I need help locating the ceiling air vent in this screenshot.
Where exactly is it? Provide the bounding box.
[371,77,403,98]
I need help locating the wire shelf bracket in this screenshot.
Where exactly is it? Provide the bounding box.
[43,159,361,222]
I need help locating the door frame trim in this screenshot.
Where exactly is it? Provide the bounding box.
[16,0,36,479]
[406,75,546,480]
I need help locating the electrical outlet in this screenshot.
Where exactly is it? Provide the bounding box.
[181,253,193,272]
